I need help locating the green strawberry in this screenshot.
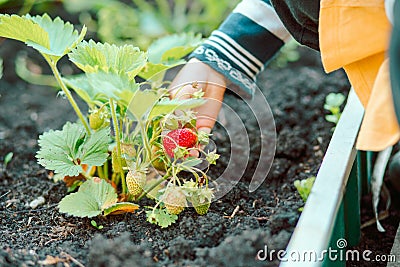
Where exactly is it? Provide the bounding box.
[193,201,210,215]
[126,170,146,196]
[89,109,109,130]
[89,111,104,130]
[164,187,187,215]
[190,187,214,215]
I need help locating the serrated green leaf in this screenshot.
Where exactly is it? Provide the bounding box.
[59,191,103,218]
[79,178,117,210]
[64,71,139,106]
[127,90,161,121]
[69,40,147,78]
[63,75,100,105]
[138,62,171,80]
[103,202,140,216]
[80,127,111,167]
[36,122,110,177]
[0,14,49,49]
[86,71,139,105]
[148,32,202,64]
[26,14,87,59]
[161,46,195,63]
[148,98,205,120]
[146,208,178,228]
[0,14,86,61]
[59,178,118,218]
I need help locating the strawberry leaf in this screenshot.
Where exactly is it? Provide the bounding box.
[148,98,205,120]
[69,40,147,79]
[0,14,48,49]
[138,32,202,81]
[36,122,110,177]
[147,32,202,64]
[0,14,86,62]
[64,71,139,106]
[63,74,100,105]
[138,62,172,81]
[103,202,140,216]
[127,90,161,121]
[59,178,117,218]
[146,208,178,228]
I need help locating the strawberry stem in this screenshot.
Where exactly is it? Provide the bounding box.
[110,98,127,194]
[47,59,91,135]
[139,120,151,162]
[137,169,171,201]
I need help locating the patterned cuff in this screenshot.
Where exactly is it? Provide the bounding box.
[190,0,291,98]
[189,45,258,98]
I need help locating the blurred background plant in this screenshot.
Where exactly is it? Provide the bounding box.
[0,0,240,85]
[0,0,239,46]
[270,39,300,69]
[0,0,299,87]
[63,0,239,49]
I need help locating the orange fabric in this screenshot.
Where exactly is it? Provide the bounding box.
[319,0,399,151]
[343,53,385,106]
[357,59,400,150]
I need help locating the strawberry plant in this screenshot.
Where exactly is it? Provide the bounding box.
[294,176,315,211]
[0,13,219,227]
[324,92,345,125]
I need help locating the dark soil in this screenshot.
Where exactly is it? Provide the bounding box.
[0,39,398,267]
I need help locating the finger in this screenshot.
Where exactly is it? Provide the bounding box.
[194,81,226,131]
[169,59,206,100]
[169,58,226,131]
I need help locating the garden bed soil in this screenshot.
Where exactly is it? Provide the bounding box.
[0,42,399,267]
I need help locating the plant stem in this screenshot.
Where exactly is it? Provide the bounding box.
[110,98,127,193]
[48,60,91,134]
[139,120,151,162]
[137,170,171,201]
[104,160,109,179]
[97,165,105,179]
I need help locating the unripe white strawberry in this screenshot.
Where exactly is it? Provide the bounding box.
[164,187,187,215]
[126,170,146,196]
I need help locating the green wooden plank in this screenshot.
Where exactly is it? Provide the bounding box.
[344,164,361,247]
[357,151,370,195]
[323,202,346,267]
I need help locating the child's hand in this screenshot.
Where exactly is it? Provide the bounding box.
[169,58,226,134]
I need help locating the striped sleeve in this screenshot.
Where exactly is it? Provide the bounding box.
[189,0,292,98]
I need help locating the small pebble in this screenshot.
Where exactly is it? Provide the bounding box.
[28,196,45,209]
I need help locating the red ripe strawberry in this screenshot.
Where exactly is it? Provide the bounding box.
[162,128,197,158]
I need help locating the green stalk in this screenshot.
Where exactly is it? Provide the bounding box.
[137,170,171,201]
[97,165,105,179]
[110,98,126,193]
[139,120,151,162]
[48,60,91,134]
[104,159,109,178]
